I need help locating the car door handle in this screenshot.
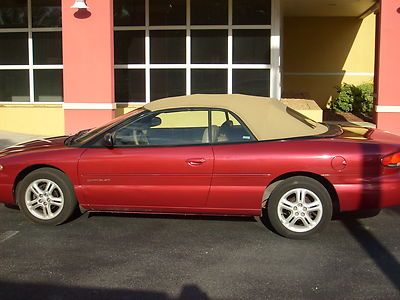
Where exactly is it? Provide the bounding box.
[186,158,206,166]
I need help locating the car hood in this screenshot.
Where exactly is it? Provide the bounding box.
[0,136,68,158]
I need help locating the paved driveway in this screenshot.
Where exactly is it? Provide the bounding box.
[0,131,41,149]
[0,205,399,300]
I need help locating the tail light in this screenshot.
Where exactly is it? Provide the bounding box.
[381,152,400,168]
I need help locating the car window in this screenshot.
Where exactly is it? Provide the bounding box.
[66,108,146,146]
[211,110,255,144]
[114,110,210,147]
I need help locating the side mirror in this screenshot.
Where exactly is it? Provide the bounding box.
[103,133,114,148]
[150,117,162,127]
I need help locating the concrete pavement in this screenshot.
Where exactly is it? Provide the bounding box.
[0,205,400,299]
[0,131,42,149]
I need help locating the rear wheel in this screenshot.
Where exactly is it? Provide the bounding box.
[17,168,77,225]
[266,176,332,239]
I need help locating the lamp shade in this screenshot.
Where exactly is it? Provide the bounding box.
[71,0,88,9]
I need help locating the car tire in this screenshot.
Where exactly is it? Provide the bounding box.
[16,168,77,225]
[266,176,332,239]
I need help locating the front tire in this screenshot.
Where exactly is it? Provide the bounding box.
[266,176,332,239]
[17,168,77,225]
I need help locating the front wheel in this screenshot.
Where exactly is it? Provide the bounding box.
[17,168,77,225]
[266,176,332,239]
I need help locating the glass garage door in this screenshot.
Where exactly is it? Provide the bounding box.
[114,0,276,103]
[0,0,63,103]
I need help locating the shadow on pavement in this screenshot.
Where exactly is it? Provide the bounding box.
[342,219,400,291]
[334,209,381,220]
[0,281,209,300]
[385,206,400,216]
[88,211,256,223]
[342,142,400,291]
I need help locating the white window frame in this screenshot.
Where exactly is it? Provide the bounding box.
[114,0,281,104]
[0,0,63,104]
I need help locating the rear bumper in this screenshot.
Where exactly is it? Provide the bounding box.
[335,174,400,211]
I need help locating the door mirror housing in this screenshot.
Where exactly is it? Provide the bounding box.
[150,116,162,127]
[103,133,114,148]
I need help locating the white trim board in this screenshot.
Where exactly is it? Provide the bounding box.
[63,103,117,110]
[284,72,374,76]
[376,105,400,113]
[270,0,281,99]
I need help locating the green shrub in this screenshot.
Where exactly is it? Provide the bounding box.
[332,82,374,116]
[353,83,374,116]
[332,83,355,113]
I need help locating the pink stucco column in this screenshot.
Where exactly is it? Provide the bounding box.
[62,0,115,134]
[375,0,400,135]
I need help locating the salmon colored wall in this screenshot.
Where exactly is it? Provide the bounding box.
[375,1,399,107]
[62,0,115,134]
[64,110,115,131]
[375,0,400,135]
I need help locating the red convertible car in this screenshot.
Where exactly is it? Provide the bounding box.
[1,94,400,238]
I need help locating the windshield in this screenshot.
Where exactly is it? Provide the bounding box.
[65,108,146,146]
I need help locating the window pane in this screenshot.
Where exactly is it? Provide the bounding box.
[33,32,62,65]
[233,30,270,64]
[191,0,227,25]
[150,69,185,101]
[114,31,145,64]
[34,70,63,102]
[157,111,208,128]
[0,0,27,28]
[191,69,227,94]
[115,110,209,146]
[233,0,271,25]
[0,70,29,102]
[114,0,145,26]
[149,0,185,26]
[191,30,227,64]
[115,69,145,102]
[0,33,28,65]
[233,69,270,97]
[211,110,255,143]
[32,0,61,28]
[150,30,185,64]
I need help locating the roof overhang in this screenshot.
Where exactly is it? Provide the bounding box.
[282,0,378,18]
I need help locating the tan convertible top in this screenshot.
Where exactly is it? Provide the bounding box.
[144,94,328,141]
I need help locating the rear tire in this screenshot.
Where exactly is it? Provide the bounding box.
[266,176,332,239]
[16,168,77,225]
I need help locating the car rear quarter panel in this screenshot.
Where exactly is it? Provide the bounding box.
[210,138,400,214]
[320,138,400,211]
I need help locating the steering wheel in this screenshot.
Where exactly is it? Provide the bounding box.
[133,129,149,145]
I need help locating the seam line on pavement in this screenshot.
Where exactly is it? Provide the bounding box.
[0,231,19,243]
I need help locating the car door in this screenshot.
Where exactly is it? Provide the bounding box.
[78,109,214,211]
[207,109,268,214]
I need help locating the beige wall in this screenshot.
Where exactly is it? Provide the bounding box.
[115,104,143,117]
[0,105,64,136]
[282,14,376,108]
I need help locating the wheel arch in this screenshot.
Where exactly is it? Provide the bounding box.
[13,164,67,204]
[262,172,340,214]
